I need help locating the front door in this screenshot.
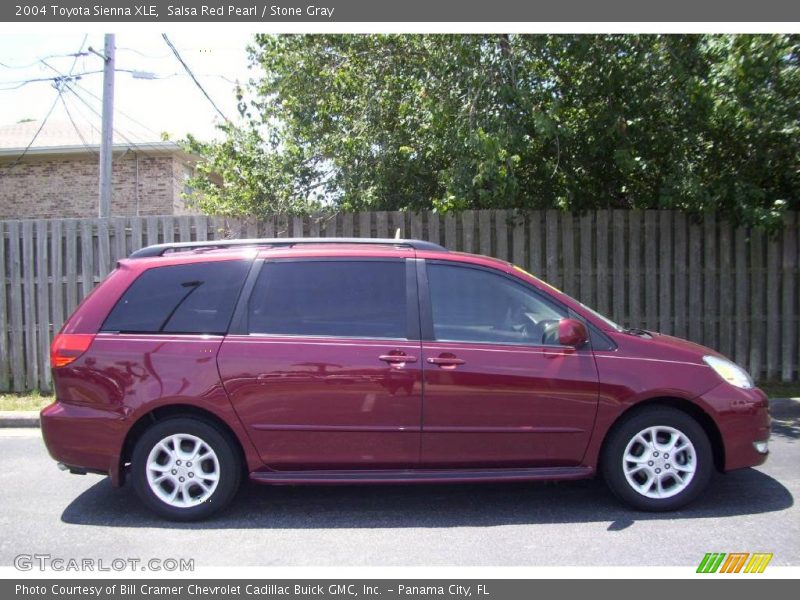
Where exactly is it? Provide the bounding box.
[218,258,422,470]
[419,261,599,468]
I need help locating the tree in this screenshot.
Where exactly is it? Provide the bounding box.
[185,34,799,227]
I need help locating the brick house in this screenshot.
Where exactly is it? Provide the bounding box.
[0,120,201,219]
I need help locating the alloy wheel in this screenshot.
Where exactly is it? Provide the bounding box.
[622,425,697,499]
[145,433,220,508]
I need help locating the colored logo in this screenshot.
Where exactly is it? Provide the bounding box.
[697,552,773,573]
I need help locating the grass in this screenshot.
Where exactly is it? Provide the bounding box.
[758,381,800,400]
[0,392,53,412]
[0,381,797,412]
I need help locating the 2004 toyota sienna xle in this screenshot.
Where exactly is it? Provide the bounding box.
[40,238,770,521]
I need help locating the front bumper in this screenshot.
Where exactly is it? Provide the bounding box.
[698,384,770,472]
[40,401,128,486]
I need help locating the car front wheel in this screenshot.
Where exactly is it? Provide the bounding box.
[131,417,241,521]
[602,407,713,511]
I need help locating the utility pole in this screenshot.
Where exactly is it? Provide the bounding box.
[97,34,115,218]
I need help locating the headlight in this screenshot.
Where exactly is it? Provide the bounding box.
[703,355,754,389]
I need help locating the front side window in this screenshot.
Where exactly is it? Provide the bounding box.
[427,263,567,346]
[248,260,407,339]
[102,260,251,335]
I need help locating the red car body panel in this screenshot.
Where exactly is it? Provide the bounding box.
[217,336,423,470]
[581,332,768,472]
[41,333,264,484]
[419,341,599,468]
[40,243,770,488]
[698,383,770,470]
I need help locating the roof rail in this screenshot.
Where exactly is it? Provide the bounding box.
[128,237,447,258]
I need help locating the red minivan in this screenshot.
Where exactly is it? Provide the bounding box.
[41,238,770,520]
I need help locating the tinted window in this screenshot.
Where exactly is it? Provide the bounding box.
[248,261,407,339]
[102,260,251,334]
[427,263,567,345]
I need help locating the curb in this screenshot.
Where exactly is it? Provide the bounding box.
[1,399,798,429]
[769,398,800,419]
[0,411,40,428]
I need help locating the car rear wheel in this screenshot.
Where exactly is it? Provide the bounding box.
[602,407,713,511]
[131,417,241,521]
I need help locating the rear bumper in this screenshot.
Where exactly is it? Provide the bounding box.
[40,401,128,486]
[699,384,770,472]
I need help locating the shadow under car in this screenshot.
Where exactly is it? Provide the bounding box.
[61,466,793,531]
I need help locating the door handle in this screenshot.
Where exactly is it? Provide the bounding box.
[427,356,466,368]
[379,354,418,364]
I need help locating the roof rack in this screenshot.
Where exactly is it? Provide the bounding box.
[128,237,447,259]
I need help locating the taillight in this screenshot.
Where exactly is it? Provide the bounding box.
[50,334,95,368]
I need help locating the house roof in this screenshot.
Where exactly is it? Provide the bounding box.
[0,119,183,158]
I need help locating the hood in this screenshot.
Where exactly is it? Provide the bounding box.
[606,329,726,365]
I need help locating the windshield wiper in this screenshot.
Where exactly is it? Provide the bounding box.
[623,327,652,337]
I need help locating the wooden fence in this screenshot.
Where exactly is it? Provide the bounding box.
[1,210,798,392]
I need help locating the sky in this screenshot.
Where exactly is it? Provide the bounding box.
[0,33,256,144]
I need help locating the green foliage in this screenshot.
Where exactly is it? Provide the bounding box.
[185,34,799,227]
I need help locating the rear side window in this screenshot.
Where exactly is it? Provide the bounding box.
[102,260,251,335]
[248,260,407,339]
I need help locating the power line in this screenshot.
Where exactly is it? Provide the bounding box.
[71,81,162,140]
[65,85,160,150]
[116,47,172,60]
[162,33,230,123]
[39,57,164,142]
[0,78,55,91]
[58,89,98,156]
[0,51,89,70]
[62,83,197,199]
[105,70,239,84]
[4,96,61,169]
[0,71,101,91]
[60,88,102,139]
[64,84,139,147]
[63,85,160,154]
[0,68,168,90]
[4,35,88,170]
[64,84,172,154]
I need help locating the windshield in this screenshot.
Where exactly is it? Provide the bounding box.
[512,264,624,332]
[572,299,624,332]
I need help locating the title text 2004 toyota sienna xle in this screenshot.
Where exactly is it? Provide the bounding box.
[40,238,769,521]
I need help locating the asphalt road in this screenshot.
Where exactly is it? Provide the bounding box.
[0,409,798,567]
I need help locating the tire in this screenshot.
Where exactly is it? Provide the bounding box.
[131,417,241,521]
[601,407,713,511]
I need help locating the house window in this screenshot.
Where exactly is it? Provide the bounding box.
[182,165,194,196]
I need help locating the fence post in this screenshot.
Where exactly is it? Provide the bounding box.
[612,210,626,326]
[35,220,51,392]
[703,214,718,349]
[462,211,475,254]
[79,220,94,300]
[658,211,672,335]
[718,220,733,358]
[22,220,38,390]
[50,219,64,340]
[578,212,592,306]
[7,221,25,392]
[513,213,526,272]
[628,211,641,328]
[0,221,8,391]
[495,210,509,261]
[673,213,687,339]
[781,213,797,381]
[596,210,610,317]
[765,232,781,380]
[749,229,765,379]
[733,226,750,368]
